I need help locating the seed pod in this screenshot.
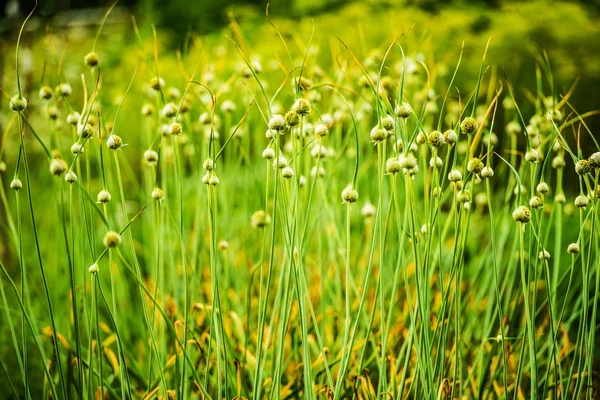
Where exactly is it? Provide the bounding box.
[58,83,73,97]
[10,179,23,190]
[394,102,412,119]
[66,112,81,125]
[39,86,53,100]
[274,155,288,169]
[71,143,84,155]
[444,129,457,145]
[529,196,543,209]
[169,122,182,135]
[202,172,210,185]
[538,249,551,260]
[555,193,566,204]
[399,153,417,170]
[574,194,588,208]
[467,158,484,174]
[386,157,401,174]
[512,205,531,223]
[567,243,580,254]
[269,114,286,131]
[292,98,312,116]
[144,150,159,165]
[361,202,376,218]
[314,123,328,137]
[152,188,165,200]
[536,182,550,195]
[97,190,112,203]
[107,135,122,150]
[428,130,445,148]
[150,77,165,91]
[429,157,443,168]
[285,111,300,127]
[9,95,28,112]
[84,52,99,67]
[481,166,494,178]
[262,147,275,160]
[65,171,78,183]
[589,152,600,168]
[525,150,540,163]
[89,264,99,274]
[461,117,478,135]
[220,100,236,113]
[575,159,592,175]
[141,104,154,116]
[552,155,565,169]
[281,166,294,179]
[218,240,229,251]
[162,103,178,118]
[415,132,427,145]
[370,126,388,142]
[209,175,220,186]
[341,186,359,203]
[457,189,472,203]
[310,165,326,178]
[381,115,395,131]
[299,175,307,187]
[103,231,122,248]
[448,169,462,182]
[50,159,67,176]
[251,210,272,228]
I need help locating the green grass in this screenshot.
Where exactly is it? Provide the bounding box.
[0,2,599,399]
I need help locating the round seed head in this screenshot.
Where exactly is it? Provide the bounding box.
[285,111,300,127]
[314,123,328,137]
[555,193,566,204]
[150,77,165,91]
[66,112,81,125]
[152,188,165,200]
[161,103,178,118]
[386,157,402,174]
[299,175,307,187]
[428,130,445,148]
[39,86,53,100]
[567,243,580,254]
[370,126,388,142]
[10,179,23,190]
[141,104,154,116]
[429,157,443,168]
[538,249,551,260]
[218,240,229,251]
[269,114,286,131]
[467,158,484,174]
[381,115,395,131]
[575,159,592,175]
[65,171,78,183]
[506,121,522,135]
[71,142,84,155]
[448,169,463,182]
[202,172,210,185]
[415,132,427,145]
[361,202,376,218]
[589,152,600,168]
[529,196,543,209]
[444,129,457,145]
[525,149,541,163]
[262,147,275,160]
[220,100,236,113]
[274,155,288,169]
[144,150,159,165]
[97,190,112,203]
[50,158,67,176]
[209,175,220,186]
[251,210,272,228]
[89,264,99,274]
[457,189,472,203]
[169,122,182,135]
[399,153,417,170]
[84,52,99,67]
[310,165,326,178]
[103,231,122,248]
[394,102,412,119]
[203,158,214,171]
[574,194,588,208]
[9,95,27,112]
[461,117,478,135]
[536,182,550,195]
[551,155,565,169]
[481,166,494,178]
[281,166,294,179]
[292,98,312,116]
[341,186,359,203]
[58,83,72,97]
[78,123,94,139]
[512,206,532,223]
[107,135,122,150]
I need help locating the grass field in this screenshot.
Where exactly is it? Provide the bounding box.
[0,1,599,399]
